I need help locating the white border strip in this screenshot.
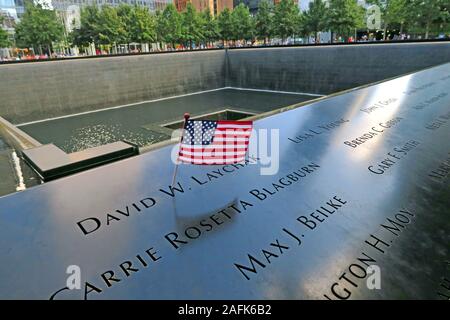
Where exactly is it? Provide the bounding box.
[17,87,324,126]
[160,108,257,127]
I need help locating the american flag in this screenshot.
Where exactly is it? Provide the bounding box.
[178,120,253,165]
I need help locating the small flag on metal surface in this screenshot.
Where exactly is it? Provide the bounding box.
[178,120,253,165]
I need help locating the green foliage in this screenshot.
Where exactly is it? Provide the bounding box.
[96,5,127,45]
[407,0,450,38]
[128,6,157,43]
[200,8,219,45]
[366,0,408,33]
[367,0,449,38]
[232,3,254,41]
[303,0,328,39]
[217,8,234,42]
[0,16,11,48]
[385,0,408,26]
[19,0,449,52]
[15,0,64,53]
[272,0,300,41]
[255,0,274,42]
[70,5,101,47]
[116,4,133,43]
[181,3,203,48]
[157,4,182,46]
[327,0,365,39]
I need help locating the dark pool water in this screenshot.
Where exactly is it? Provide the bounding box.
[18,89,314,153]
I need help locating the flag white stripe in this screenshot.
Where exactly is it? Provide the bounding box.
[213,137,250,142]
[215,130,252,136]
[216,125,253,129]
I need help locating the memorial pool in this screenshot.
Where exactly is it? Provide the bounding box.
[0,88,317,197]
[17,88,316,153]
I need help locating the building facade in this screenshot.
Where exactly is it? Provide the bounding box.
[0,0,18,19]
[214,0,232,15]
[174,0,232,16]
[14,0,24,17]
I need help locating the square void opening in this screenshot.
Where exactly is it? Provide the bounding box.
[162,109,257,130]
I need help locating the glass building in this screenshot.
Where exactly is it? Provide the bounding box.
[0,0,18,19]
[14,0,24,17]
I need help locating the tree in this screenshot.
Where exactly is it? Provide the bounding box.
[255,0,274,44]
[367,0,408,40]
[15,0,64,54]
[232,3,255,42]
[70,5,100,48]
[407,0,450,39]
[157,4,182,48]
[386,0,408,35]
[128,6,157,44]
[96,5,127,47]
[217,8,234,44]
[200,8,219,46]
[327,0,365,42]
[303,0,328,43]
[272,0,300,43]
[116,4,133,44]
[155,10,163,46]
[181,3,203,49]
[0,16,11,48]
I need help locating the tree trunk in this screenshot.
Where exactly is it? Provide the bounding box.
[316,31,319,43]
[383,23,388,40]
[399,23,403,35]
[425,20,430,39]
